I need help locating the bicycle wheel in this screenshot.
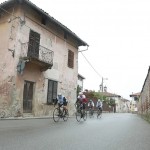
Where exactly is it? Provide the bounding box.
[88,108,91,117]
[97,110,100,118]
[76,110,81,122]
[89,109,94,118]
[83,110,87,121]
[53,108,60,122]
[63,109,69,121]
[97,110,102,119]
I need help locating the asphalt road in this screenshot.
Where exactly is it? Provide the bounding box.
[0,113,150,150]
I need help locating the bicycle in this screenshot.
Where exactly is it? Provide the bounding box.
[75,103,87,122]
[97,107,102,119]
[53,105,69,122]
[88,106,94,118]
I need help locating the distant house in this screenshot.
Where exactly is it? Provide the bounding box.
[0,0,88,118]
[77,74,85,92]
[139,66,150,121]
[130,92,140,113]
[99,91,121,113]
[119,98,130,113]
[99,91,130,113]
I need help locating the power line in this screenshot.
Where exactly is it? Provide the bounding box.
[80,52,116,93]
[80,52,103,78]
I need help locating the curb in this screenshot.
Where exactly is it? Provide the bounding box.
[0,116,75,120]
[0,116,52,120]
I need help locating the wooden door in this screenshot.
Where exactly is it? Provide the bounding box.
[23,81,34,113]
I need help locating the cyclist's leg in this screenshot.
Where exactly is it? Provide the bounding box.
[63,108,69,121]
[76,106,82,122]
[63,104,68,115]
[89,107,93,117]
[83,107,87,121]
[59,104,64,116]
[98,107,102,118]
[81,103,85,117]
[88,107,91,116]
[91,106,94,115]
[83,103,85,112]
[97,107,101,118]
[100,107,102,113]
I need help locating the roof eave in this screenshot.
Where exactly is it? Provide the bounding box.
[24,0,89,47]
[0,0,88,47]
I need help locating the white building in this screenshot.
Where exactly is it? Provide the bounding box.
[77,74,85,92]
[100,91,130,113]
[116,98,130,113]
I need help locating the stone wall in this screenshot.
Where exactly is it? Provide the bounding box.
[139,67,150,122]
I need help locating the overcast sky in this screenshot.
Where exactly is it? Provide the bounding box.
[1,0,150,99]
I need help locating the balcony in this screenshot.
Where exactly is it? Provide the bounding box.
[21,42,54,71]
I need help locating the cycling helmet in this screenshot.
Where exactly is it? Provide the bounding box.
[89,100,92,102]
[58,93,62,95]
[98,99,101,102]
[79,92,83,95]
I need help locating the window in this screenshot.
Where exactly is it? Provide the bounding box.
[68,50,74,68]
[28,30,40,58]
[47,80,58,104]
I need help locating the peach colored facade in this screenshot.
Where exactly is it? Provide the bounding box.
[0,0,87,117]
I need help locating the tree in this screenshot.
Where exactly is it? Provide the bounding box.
[77,85,81,97]
[109,98,115,106]
[84,91,107,101]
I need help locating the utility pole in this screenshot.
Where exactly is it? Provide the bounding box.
[100,77,108,101]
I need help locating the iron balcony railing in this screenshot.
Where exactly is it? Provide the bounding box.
[21,42,54,65]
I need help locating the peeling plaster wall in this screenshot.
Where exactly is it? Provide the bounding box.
[0,7,21,117]
[16,63,45,116]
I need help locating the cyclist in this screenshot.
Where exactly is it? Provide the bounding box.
[55,93,68,112]
[88,99,94,115]
[88,99,95,108]
[76,92,87,114]
[96,99,103,112]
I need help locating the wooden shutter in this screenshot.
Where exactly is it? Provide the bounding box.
[47,80,53,104]
[28,30,40,58]
[53,81,57,99]
[47,80,58,104]
[68,50,74,68]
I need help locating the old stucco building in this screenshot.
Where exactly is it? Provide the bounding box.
[129,92,140,113]
[139,67,150,122]
[99,91,121,113]
[0,0,88,117]
[99,91,130,113]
